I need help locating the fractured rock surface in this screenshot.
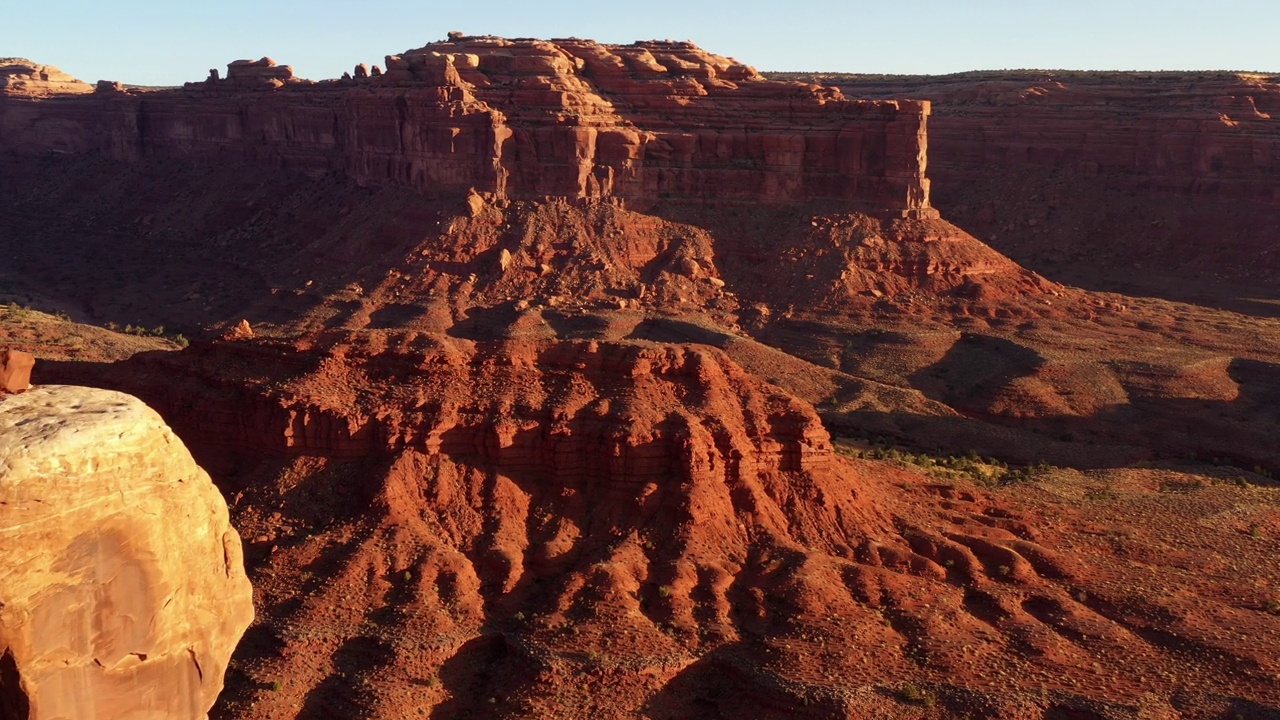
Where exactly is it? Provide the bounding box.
[0,385,253,719]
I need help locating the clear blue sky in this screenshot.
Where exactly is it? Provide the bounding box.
[5,0,1277,86]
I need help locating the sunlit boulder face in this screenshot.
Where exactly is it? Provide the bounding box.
[0,385,253,720]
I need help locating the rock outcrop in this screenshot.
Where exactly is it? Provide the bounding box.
[224,57,296,89]
[0,385,253,719]
[0,37,933,214]
[0,349,33,393]
[58,335,842,480]
[0,59,92,97]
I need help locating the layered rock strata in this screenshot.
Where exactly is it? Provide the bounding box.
[0,386,253,719]
[801,71,1280,205]
[0,37,933,214]
[0,59,92,97]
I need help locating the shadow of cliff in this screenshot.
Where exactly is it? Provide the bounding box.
[921,162,1280,314]
[295,636,394,720]
[906,332,1046,411]
[640,642,856,720]
[827,355,1280,476]
[428,634,518,720]
[0,648,30,720]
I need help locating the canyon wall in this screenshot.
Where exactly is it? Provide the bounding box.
[0,38,933,214]
[788,70,1280,205]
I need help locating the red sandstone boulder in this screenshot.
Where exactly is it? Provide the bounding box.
[0,348,33,393]
[220,319,255,340]
[0,385,254,719]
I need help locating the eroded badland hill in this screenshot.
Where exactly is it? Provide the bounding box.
[2,39,1279,719]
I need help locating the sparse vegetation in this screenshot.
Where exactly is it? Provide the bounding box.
[1084,485,1120,501]
[835,437,1051,487]
[898,682,936,707]
[121,324,169,338]
[109,322,190,347]
[3,301,31,317]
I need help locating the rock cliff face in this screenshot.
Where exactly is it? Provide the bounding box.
[797,70,1280,205]
[0,37,932,214]
[0,385,253,720]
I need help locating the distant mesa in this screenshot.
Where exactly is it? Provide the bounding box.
[779,69,1280,206]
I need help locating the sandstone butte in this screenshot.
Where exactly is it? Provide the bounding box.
[0,385,254,719]
[0,36,935,215]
